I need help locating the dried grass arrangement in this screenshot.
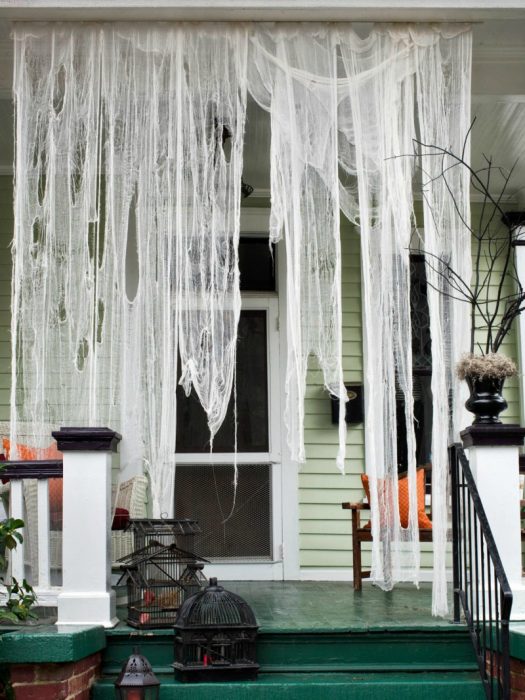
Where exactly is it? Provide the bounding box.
[456,353,518,381]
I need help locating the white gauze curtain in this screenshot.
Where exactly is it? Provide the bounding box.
[336,24,471,614]
[12,22,471,609]
[337,26,421,591]
[12,23,248,516]
[248,23,471,613]
[414,27,472,614]
[248,26,347,471]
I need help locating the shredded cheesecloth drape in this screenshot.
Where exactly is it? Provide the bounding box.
[12,22,471,615]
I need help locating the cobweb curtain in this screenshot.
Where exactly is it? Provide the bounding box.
[249,25,346,471]
[337,26,421,592]
[414,27,472,615]
[248,26,347,472]
[337,24,472,614]
[12,22,471,605]
[12,24,248,516]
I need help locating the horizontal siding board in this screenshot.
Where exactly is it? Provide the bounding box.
[304,443,365,459]
[300,550,354,567]
[300,534,355,550]
[300,474,362,489]
[300,519,353,535]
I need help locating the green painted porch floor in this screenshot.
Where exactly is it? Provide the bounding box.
[113,580,455,634]
[217,580,454,632]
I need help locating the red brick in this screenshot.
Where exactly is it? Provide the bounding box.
[9,666,36,684]
[68,670,92,695]
[511,658,525,675]
[11,681,69,700]
[36,663,75,682]
[511,691,525,700]
[71,690,91,700]
[512,672,525,692]
[70,653,101,676]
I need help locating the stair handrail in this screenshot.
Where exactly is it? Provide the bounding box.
[450,442,513,699]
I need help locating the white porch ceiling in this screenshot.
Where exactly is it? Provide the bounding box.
[0,17,524,204]
[1,1,525,22]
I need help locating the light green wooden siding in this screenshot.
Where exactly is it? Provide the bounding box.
[299,218,363,569]
[0,176,11,422]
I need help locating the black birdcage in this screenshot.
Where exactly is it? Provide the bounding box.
[173,578,259,682]
[118,538,208,629]
[179,562,208,599]
[128,518,201,553]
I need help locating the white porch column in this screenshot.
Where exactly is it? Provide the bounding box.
[508,213,525,423]
[54,427,121,628]
[461,424,525,620]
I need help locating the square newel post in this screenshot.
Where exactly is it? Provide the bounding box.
[461,424,525,620]
[509,213,525,422]
[53,427,121,627]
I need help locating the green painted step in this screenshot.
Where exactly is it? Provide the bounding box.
[102,627,478,675]
[92,671,486,699]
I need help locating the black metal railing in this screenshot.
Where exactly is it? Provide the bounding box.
[450,443,513,699]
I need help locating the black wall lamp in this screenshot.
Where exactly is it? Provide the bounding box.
[330,384,364,425]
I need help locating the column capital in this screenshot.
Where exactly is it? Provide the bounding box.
[461,423,525,448]
[52,427,122,453]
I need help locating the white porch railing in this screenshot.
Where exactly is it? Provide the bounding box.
[2,427,126,626]
[2,459,64,605]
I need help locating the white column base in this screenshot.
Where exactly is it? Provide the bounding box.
[57,590,118,628]
[53,428,122,629]
[509,582,525,621]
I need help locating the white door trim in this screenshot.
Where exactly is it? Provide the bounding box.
[175,294,285,580]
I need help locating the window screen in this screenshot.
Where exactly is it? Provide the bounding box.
[175,463,272,560]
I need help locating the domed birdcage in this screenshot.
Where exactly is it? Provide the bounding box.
[173,578,259,682]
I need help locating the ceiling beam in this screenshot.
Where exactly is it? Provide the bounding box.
[1,0,525,22]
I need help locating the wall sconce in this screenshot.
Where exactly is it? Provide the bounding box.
[115,648,160,700]
[330,384,364,425]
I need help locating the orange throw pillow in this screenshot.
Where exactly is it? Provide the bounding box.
[361,468,432,530]
[3,438,64,529]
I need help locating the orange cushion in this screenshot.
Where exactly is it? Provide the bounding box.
[2,437,61,461]
[361,468,432,530]
[3,438,64,529]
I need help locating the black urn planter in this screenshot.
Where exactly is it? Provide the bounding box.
[465,375,508,425]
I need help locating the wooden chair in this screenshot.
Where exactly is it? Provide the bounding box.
[341,465,433,591]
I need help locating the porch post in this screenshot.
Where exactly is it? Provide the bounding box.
[53,427,121,628]
[461,424,525,620]
[508,212,525,423]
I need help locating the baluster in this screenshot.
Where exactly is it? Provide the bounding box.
[9,479,25,582]
[37,478,51,590]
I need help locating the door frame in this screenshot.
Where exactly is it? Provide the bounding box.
[175,293,286,580]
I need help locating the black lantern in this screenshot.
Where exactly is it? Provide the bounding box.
[115,648,160,700]
[173,577,259,682]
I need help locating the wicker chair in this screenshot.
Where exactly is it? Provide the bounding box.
[23,474,148,571]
